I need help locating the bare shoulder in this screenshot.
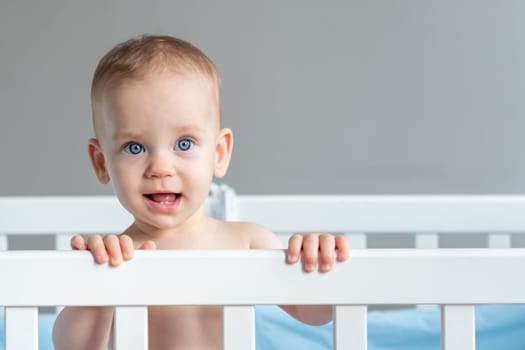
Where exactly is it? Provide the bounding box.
[219,221,283,249]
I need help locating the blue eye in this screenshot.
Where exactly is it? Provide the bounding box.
[176,139,193,151]
[124,142,145,155]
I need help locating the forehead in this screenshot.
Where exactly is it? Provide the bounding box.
[96,71,220,135]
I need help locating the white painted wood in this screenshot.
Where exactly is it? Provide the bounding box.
[113,306,148,350]
[0,196,132,234]
[2,195,525,349]
[441,305,475,350]
[55,234,73,250]
[415,233,439,249]
[236,195,525,232]
[345,233,367,249]
[415,233,440,309]
[0,249,524,306]
[0,234,7,250]
[488,233,511,248]
[223,306,255,350]
[52,233,70,313]
[5,307,38,350]
[334,305,367,350]
[4,195,525,234]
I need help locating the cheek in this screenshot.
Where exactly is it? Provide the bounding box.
[181,157,215,194]
[185,162,214,186]
[107,160,140,193]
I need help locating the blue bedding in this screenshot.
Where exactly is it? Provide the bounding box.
[2,305,525,349]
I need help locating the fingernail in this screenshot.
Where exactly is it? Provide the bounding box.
[288,255,298,263]
[305,263,314,271]
[97,253,108,263]
[111,258,122,266]
[322,263,332,271]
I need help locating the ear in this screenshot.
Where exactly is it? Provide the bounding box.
[214,128,233,178]
[88,138,110,184]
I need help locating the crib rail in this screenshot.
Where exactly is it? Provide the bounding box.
[0,196,131,235]
[237,195,525,232]
[3,195,525,349]
[2,249,525,349]
[3,195,525,234]
[2,249,525,306]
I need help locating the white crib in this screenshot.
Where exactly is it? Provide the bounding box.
[1,195,525,350]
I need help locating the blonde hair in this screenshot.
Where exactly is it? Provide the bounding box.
[91,34,221,129]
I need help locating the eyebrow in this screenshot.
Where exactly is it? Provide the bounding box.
[112,130,144,141]
[111,124,208,141]
[171,123,208,134]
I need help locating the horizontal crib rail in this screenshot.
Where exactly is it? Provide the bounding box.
[3,195,525,234]
[1,249,524,306]
[0,196,132,234]
[237,195,525,232]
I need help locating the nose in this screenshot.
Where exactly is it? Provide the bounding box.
[146,151,175,178]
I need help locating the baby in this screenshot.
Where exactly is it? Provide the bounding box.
[52,34,349,350]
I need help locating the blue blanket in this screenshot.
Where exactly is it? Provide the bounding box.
[256,305,525,350]
[2,305,524,349]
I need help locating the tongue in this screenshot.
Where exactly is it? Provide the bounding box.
[150,193,177,203]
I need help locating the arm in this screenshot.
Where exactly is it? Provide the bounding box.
[53,306,114,350]
[283,233,350,325]
[250,227,350,325]
[52,234,156,349]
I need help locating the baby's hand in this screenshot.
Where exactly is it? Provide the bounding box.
[287,233,349,273]
[70,234,156,267]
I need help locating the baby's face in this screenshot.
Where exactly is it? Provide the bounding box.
[94,71,224,231]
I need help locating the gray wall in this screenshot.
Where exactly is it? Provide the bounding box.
[1,1,524,196]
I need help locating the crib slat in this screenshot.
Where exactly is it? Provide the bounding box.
[5,307,38,350]
[55,234,73,250]
[334,305,367,350]
[415,233,439,249]
[345,233,367,249]
[415,233,440,310]
[113,306,148,350]
[441,305,475,350]
[223,305,255,350]
[488,233,511,248]
[0,234,7,250]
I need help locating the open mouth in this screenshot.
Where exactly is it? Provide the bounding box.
[144,193,181,205]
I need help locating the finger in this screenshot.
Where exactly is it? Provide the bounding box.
[335,235,350,262]
[287,234,303,264]
[302,233,319,272]
[87,235,109,264]
[70,235,88,250]
[138,240,157,250]
[103,235,123,266]
[319,233,336,272]
[119,235,135,261]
